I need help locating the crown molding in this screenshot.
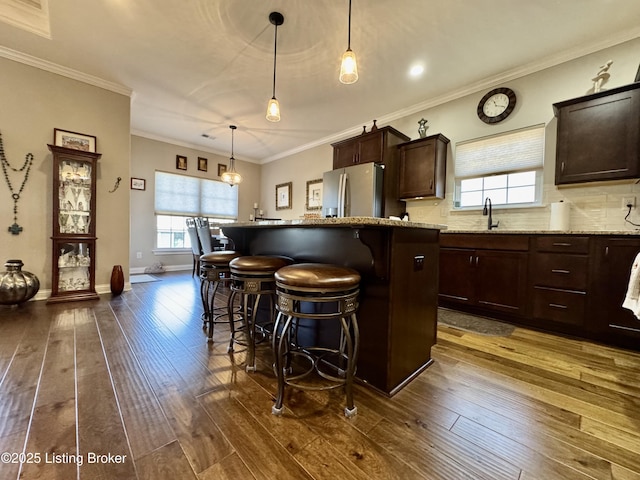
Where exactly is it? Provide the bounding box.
[0,46,132,97]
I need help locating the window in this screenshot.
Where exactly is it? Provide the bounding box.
[454,125,544,208]
[154,171,238,249]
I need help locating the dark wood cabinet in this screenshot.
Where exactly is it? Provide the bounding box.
[398,134,449,199]
[530,236,590,329]
[553,83,640,185]
[331,126,410,218]
[588,237,640,348]
[439,234,529,317]
[48,145,101,303]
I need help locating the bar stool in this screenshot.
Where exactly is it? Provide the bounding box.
[228,256,292,372]
[271,263,360,417]
[200,250,241,346]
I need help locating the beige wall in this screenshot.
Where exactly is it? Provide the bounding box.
[263,37,640,232]
[0,57,130,299]
[130,135,261,272]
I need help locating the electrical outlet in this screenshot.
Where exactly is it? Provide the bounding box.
[622,196,636,210]
[136,251,142,259]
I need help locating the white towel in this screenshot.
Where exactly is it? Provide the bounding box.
[622,252,640,319]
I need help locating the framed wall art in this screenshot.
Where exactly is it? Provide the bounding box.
[176,155,187,170]
[305,179,322,210]
[198,157,208,172]
[217,163,227,176]
[53,128,97,152]
[130,177,146,190]
[275,182,292,210]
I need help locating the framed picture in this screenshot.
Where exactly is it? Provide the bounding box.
[130,177,146,191]
[276,182,292,210]
[176,155,187,170]
[305,179,323,210]
[53,128,97,152]
[217,163,227,177]
[198,157,208,172]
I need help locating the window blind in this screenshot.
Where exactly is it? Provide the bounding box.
[454,125,545,178]
[155,171,238,219]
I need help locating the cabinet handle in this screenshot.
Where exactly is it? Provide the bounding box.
[469,255,473,265]
[475,256,479,266]
[605,246,609,257]
[430,179,433,189]
[552,242,572,247]
[561,161,565,173]
[549,303,568,309]
[551,269,570,274]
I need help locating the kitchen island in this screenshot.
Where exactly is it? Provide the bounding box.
[222,217,446,396]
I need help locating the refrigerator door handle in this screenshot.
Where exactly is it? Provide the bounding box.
[338,173,347,217]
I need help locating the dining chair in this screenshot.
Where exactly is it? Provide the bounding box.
[195,217,214,254]
[186,217,202,277]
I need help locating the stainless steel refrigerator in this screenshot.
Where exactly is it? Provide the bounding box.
[322,163,384,218]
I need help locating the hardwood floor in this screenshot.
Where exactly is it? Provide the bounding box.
[1,271,640,479]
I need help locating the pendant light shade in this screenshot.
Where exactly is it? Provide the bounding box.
[266,12,284,122]
[339,0,358,84]
[221,125,242,186]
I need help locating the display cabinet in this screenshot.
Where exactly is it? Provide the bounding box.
[47,144,101,303]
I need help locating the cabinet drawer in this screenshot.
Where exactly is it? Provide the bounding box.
[531,253,588,290]
[535,236,589,253]
[440,234,529,251]
[533,287,586,326]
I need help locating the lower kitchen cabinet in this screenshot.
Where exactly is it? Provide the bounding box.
[530,236,590,331]
[439,234,529,317]
[588,237,640,348]
[439,232,640,351]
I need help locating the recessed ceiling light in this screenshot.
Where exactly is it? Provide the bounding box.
[409,64,425,78]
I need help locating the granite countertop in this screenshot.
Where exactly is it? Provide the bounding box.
[221,217,447,230]
[442,229,640,235]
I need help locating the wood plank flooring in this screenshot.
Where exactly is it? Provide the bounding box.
[1,271,640,479]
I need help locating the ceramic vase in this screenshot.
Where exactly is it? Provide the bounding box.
[0,259,40,305]
[110,265,125,295]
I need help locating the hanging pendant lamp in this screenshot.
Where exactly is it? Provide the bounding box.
[221,125,242,186]
[266,11,284,122]
[339,0,358,84]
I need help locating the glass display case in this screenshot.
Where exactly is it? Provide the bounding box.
[47,144,101,303]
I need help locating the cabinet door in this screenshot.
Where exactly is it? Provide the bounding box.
[358,131,384,164]
[438,248,476,305]
[475,250,528,315]
[555,86,640,184]
[399,139,436,199]
[333,140,357,169]
[588,238,640,343]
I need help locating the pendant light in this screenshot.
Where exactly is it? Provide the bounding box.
[266,12,284,122]
[339,0,358,84]
[221,125,242,186]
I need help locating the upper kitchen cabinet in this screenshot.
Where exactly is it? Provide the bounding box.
[553,82,640,185]
[332,125,410,218]
[398,134,449,200]
[331,126,410,169]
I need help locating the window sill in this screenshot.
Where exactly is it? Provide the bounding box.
[451,202,543,213]
[152,248,191,255]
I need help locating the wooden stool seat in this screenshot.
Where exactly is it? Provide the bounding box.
[230,256,291,274]
[200,250,242,267]
[275,263,360,291]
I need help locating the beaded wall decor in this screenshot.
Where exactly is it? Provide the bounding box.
[0,131,34,235]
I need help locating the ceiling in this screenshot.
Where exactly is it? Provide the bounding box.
[1,0,640,163]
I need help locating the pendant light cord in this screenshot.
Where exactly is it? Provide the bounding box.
[347,0,352,50]
[272,22,278,98]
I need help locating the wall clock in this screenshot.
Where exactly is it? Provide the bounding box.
[477,87,517,124]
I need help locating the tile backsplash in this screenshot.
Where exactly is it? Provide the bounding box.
[406,180,640,232]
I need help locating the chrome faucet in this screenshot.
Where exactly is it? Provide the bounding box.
[483,197,499,230]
